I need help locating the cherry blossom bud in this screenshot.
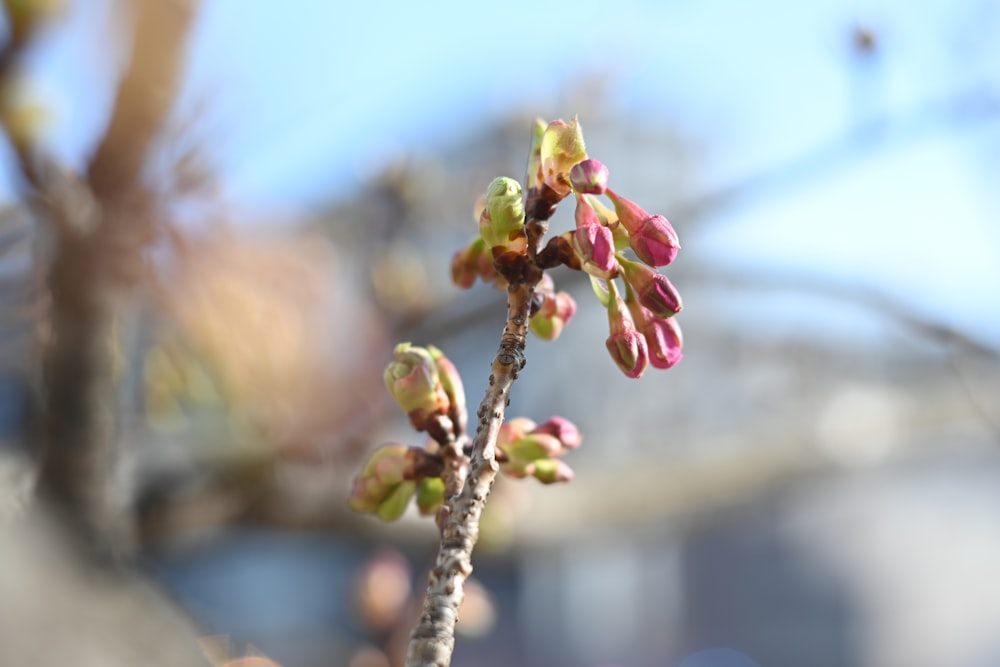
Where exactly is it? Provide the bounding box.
[525,117,547,191]
[627,297,684,370]
[531,458,574,484]
[530,274,577,340]
[539,117,588,199]
[384,342,449,432]
[451,237,487,289]
[570,195,617,279]
[570,158,609,195]
[415,477,445,516]
[479,176,527,254]
[620,259,682,318]
[427,345,467,437]
[531,416,582,450]
[605,286,649,378]
[606,189,680,267]
[348,443,417,521]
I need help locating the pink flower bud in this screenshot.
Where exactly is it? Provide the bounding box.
[531,416,582,450]
[606,289,649,378]
[628,299,684,370]
[606,189,680,267]
[620,260,682,318]
[569,159,609,195]
[571,196,618,279]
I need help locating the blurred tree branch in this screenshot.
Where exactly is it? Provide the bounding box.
[1,0,195,553]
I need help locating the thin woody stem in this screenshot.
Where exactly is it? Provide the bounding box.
[405,182,548,665]
[404,283,533,667]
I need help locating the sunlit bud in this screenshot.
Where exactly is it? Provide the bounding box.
[539,117,588,199]
[415,477,446,516]
[620,259,682,318]
[606,189,680,267]
[570,195,617,279]
[606,286,649,378]
[451,237,487,289]
[525,117,547,190]
[531,458,574,484]
[626,296,684,369]
[427,345,467,437]
[532,416,582,450]
[480,177,527,254]
[570,158,609,195]
[530,274,577,341]
[384,342,449,432]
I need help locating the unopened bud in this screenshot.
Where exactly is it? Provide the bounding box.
[480,177,527,254]
[620,259,682,318]
[539,117,588,199]
[606,287,649,378]
[415,477,445,516]
[606,189,680,267]
[428,345,467,437]
[384,342,449,433]
[532,416,582,450]
[570,158,609,195]
[531,458,574,484]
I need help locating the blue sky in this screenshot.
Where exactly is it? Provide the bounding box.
[8,0,1000,348]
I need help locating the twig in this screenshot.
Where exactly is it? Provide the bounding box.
[405,169,550,664]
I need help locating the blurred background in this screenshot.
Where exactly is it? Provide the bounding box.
[2,1,1000,666]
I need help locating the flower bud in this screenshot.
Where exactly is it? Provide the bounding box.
[531,416,582,450]
[384,342,449,432]
[531,458,574,484]
[530,274,577,341]
[348,443,417,521]
[450,237,487,289]
[570,195,617,279]
[525,117,547,191]
[570,158,609,195]
[620,259,682,318]
[504,433,564,461]
[606,189,680,267]
[427,345,467,437]
[480,176,527,254]
[415,477,445,516]
[606,287,649,378]
[539,117,588,199]
[628,297,684,370]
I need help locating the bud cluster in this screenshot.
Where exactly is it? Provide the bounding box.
[496,416,581,484]
[350,343,584,521]
[450,117,684,377]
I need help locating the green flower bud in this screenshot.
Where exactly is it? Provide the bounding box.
[531,458,574,484]
[415,477,445,516]
[539,117,588,199]
[480,176,527,254]
[376,480,416,521]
